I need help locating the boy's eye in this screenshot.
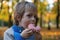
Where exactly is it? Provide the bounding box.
[27,15,32,18]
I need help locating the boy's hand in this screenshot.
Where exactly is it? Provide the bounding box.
[28,24,41,33]
[28,24,36,32]
[20,29,33,38]
[35,26,41,33]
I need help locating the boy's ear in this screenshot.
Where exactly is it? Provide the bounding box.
[16,14,21,22]
[14,12,21,22]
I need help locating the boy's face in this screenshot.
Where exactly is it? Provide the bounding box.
[19,9,37,28]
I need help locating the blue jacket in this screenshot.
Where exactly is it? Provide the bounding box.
[4,25,35,40]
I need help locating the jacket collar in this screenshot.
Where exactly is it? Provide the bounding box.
[12,24,24,33]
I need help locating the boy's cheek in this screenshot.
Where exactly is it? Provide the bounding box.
[24,20,30,27]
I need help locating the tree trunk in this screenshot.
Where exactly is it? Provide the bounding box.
[48,18,51,30]
[56,0,60,29]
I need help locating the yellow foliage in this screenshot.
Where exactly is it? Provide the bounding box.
[50,13,57,20]
[43,12,57,22]
[0,14,9,22]
[0,15,2,20]
[0,6,9,22]
[43,15,49,22]
[3,1,8,8]
[3,15,9,22]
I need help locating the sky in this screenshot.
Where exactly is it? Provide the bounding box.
[25,0,33,2]
[47,0,54,8]
[8,0,55,8]
[25,0,54,8]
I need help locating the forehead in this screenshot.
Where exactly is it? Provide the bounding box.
[25,3,37,15]
[24,9,37,16]
[25,7,37,15]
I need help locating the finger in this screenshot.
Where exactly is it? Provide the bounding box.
[25,28,32,32]
[36,30,40,34]
[27,30,33,34]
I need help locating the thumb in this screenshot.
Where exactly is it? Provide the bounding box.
[36,26,41,31]
[25,28,32,32]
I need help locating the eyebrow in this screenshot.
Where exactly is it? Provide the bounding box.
[27,13,36,16]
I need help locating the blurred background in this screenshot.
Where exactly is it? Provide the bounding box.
[0,0,60,40]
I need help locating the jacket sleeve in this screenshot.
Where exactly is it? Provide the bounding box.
[4,31,25,40]
[14,32,25,40]
[4,32,14,40]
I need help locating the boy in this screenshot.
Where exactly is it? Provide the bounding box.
[4,1,42,40]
